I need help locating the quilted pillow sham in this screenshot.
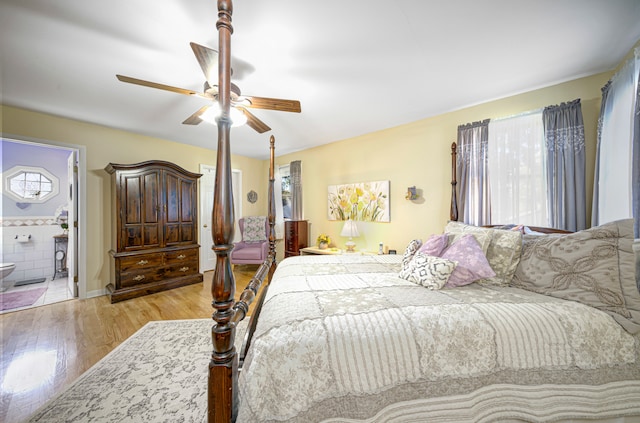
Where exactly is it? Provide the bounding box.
[512,219,640,334]
[441,234,495,287]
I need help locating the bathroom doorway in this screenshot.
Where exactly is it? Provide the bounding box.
[1,137,84,313]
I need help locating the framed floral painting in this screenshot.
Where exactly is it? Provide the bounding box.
[327,180,390,222]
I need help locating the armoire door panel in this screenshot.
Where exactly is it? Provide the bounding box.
[181,181,195,222]
[124,176,141,224]
[143,172,160,224]
[143,226,160,247]
[165,224,180,244]
[125,227,142,248]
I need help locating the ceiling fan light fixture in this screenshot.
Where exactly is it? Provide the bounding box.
[200,104,247,127]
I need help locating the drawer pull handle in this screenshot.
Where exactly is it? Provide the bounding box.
[137,260,149,265]
[177,254,186,260]
[179,266,189,272]
[133,275,145,281]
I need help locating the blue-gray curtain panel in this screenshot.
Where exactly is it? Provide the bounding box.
[592,82,611,228]
[543,99,587,232]
[634,70,640,239]
[456,119,491,226]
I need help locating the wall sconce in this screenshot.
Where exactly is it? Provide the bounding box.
[405,186,419,200]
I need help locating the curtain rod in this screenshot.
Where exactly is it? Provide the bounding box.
[492,107,543,122]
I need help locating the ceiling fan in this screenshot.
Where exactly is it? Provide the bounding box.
[116,42,301,133]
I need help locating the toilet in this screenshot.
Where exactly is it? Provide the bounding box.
[0,263,16,290]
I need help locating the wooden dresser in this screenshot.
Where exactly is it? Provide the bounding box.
[284,220,308,258]
[105,160,203,303]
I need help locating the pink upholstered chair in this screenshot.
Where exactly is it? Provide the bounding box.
[230,216,269,266]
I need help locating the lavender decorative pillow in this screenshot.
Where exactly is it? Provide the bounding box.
[441,234,495,287]
[418,234,449,256]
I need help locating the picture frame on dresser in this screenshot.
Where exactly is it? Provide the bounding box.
[105,160,203,303]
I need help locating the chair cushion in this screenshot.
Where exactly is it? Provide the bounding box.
[232,246,264,260]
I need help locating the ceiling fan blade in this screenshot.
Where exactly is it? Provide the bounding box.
[190,42,219,86]
[241,108,271,133]
[241,96,301,113]
[182,105,210,125]
[116,74,207,99]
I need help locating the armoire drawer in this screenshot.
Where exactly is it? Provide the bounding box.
[118,254,163,272]
[164,260,199,279]
[119,268,164,288]
[165,249,198,263]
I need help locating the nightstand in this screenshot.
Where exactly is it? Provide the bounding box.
[299,246,343,255]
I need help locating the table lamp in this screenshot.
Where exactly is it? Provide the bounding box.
[340,219,360,252]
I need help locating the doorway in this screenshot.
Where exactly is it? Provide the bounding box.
[0,137,85,313]
[199,164,242,272]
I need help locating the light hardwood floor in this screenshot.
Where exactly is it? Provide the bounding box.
[0,266,260,423]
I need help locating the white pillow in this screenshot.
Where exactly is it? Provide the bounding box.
[399,251,457,290]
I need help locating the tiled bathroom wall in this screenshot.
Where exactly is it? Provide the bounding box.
[2,218,61,284]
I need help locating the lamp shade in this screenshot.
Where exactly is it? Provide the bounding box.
[340,219,360,238]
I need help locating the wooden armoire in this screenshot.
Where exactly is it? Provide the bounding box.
[105,160,203,303]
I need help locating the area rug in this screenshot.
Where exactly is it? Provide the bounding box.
[28,319,248,422]
[0,287,47,311]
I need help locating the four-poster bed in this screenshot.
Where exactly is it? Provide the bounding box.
[208,2,640,422]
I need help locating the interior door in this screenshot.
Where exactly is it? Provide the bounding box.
[199,165,242,272]
[66,151,78,297]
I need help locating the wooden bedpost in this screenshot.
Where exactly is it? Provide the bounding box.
[450,142,459,222]
[209,1,237,422]
[268,135,277,281]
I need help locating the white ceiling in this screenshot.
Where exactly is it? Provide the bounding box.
[2,0,640,159]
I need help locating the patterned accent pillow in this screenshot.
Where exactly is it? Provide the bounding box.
[399,252,457,290]
[441,234,495,287]
[512,219,640,334]
[444,221,492,254]
[444,221,522,286]
[418,234,449,256]
[243,216,267,243]
[401,239,423,269]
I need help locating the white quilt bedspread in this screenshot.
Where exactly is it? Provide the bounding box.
[237,254,640,422]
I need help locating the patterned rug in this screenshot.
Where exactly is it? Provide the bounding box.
[28,319,248,422]
[0,287,47,311]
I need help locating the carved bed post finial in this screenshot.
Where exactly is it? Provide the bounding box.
[450,142,459,222]
[209,1,237,422]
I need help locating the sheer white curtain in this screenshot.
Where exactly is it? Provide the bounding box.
[488,111,547,226]
[594,49,639,226]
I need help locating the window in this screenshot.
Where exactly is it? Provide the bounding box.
[279,164,292,219]
[488,112,547,226]
[3,166,59,203]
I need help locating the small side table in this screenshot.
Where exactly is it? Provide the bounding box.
[53,234,68,280]
[300,246,343,256]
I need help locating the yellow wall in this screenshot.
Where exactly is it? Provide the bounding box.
[275,71,612,254]
[2,105,267,296]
